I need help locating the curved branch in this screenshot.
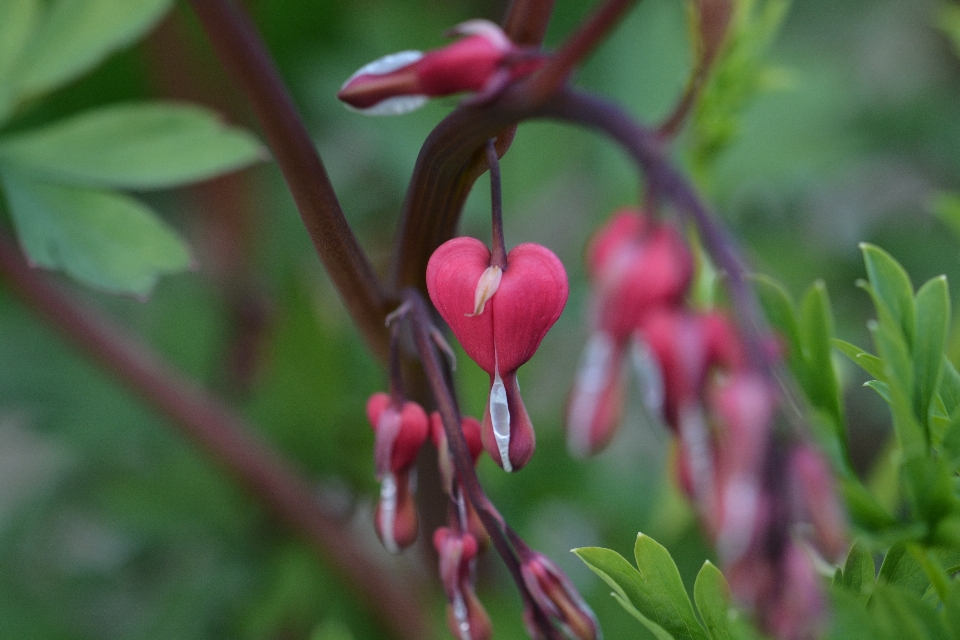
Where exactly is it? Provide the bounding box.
[0,235,433,640]
[187,0,392,360]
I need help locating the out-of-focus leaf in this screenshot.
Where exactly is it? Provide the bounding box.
[0,103,264,190]
[868,583,949,640]
[753,273,801,359]
[861,243,916,347]
[575,546,678,640]
[837,540,875,600]
[632,534,709,640]
[878,542,929,598]
[864,380,892,405]
[931,191,960,244]
[799,280,845,440]
[0,168,190,295]
[938,360,960,420]
[693,561,733,640]
[944,579,960,640]
[0,0,39,123]
[912,276,949,425]
[834,339,886,380]
[828,587,883,640]
[841,478,898,531]
[14,0,172,101]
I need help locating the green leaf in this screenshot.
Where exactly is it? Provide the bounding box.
[0,0,39,123]
[575,538,711,640]
[575,546,677,640]
[0,168,190,295]
[937,360,960,421]
[944,579,960,640]
[861,243,916,347]
[834,339,887,381]
[878,542,930,598]
[840,477,898,531]
[864,380,892,405]
[0,103,264,189]
[633,534,710,640]
[838,541,875,600]
[693,561,733,640]
[14,0,173,101]
[799,281,845,438]
[931,191,960,244]
[868,584,947,640]
[752,273,802,361]
[912,276,949,426]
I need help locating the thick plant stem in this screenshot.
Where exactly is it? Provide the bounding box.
[0,236,434,640]
[187,0,392,361]
[403,289,565,640]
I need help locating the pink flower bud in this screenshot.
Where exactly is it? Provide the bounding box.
[521,553,601,640]
[337,20,540,115]
[430,411,483,494]
[587,209,693,342]
[374,470,418,553]
[427,237,568,471]
[366,392,429,477]
[565,330,626,458]
[434,528,492,640]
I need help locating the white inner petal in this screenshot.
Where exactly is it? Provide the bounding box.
[630,336,664,416]
[342,50,424,86]
[452,591,470,640]
[346,95,429,116]
[378,473,399,554]
[717,477,758,563]
[489,369,512,472]
[678,404,712,503]
[567,332,615,458]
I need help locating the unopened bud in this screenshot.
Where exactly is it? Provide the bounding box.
[521,553,601,640]
[374,471,418,553]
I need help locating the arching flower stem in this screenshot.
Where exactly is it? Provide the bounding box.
[486,139,509,270]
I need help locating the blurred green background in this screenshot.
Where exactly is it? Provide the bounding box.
[1,0,959,638]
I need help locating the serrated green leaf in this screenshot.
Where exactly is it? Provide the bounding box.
[913,276,949,427]
[14,0,173,101]
[0,168,190,295]
[838,541,875,600]
[574,546,677,640]
[633,534,710,640]
[0,103,264,189]
[693,561,733,640]
[834,339,887,380]
[0,0,39,123]
[800,281,845,440]
[861,243,916,347]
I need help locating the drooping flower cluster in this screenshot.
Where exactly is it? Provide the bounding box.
[569,207,846,640]
[428,237,568,472]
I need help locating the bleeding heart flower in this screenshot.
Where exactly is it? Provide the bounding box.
[565,330,626,458]
[366,392,429,552]
[337,19,543,115]
[427,237,568,471]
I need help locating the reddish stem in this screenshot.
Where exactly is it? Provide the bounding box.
[486,139,508,270]
[186,0,392,360]
[0,236,433,640]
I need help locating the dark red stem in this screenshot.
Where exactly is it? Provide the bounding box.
[186,0,392,360]
[0,236,433,640]
[486,139,508,269]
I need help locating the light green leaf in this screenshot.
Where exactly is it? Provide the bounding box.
[693,561,733,640]
[575,546,678,640]
[800,281,845,440]
[834,339,886,380]
[752,273,802,361]
[0,0,39,123]
[838,541,875,600]
[864,380,891,405]
[15,0,173,101]
[861,243,916,347]
[944,580,960,640]
[938,360,960,420]
[840,478,898,531]
[0,103,264,189]
[868,584,945,640]
[931,191,960,243]
[0,168,190,295]
[912,276,949,426]
[633,534,710,640]
[878,542,929,598]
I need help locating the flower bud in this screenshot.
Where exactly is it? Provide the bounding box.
[434,528,492,640]
[366,392,429,478]
[587,209,693,342]
[374,470,418,553]
[338,20,540,115]
[430,411,483,493]
[521,553,601,640]
[427,237,568,471]
[789,444,847,562]
[565,330,626,458]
